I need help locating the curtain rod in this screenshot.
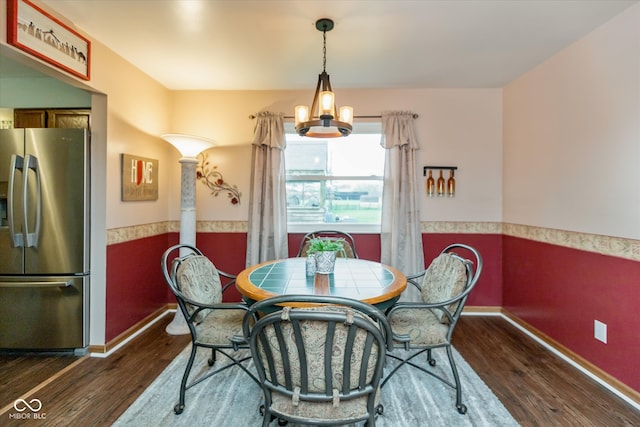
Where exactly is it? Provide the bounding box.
[248,114,419,119]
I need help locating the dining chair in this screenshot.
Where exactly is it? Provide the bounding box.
[382,243,483,415]
[161,244,257,415]
[242,294,393,426]
[296,230,359,258]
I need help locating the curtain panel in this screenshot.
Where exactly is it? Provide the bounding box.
[246,112,288,266]
[380,111,424,301]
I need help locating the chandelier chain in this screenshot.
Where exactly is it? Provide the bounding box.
[322,29,327,73]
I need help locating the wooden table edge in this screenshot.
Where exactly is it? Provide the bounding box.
[236,258,407,307]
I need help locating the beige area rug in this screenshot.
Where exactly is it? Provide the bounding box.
[114,345,519,426]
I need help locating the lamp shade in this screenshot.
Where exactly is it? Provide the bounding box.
[319,91,335,117]
[161,133,216,158]
[339,106,353,125]
[295,105,310,125]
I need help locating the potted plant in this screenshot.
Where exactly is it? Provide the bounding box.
[306,237,346,274]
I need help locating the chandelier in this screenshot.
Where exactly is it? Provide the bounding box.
[295,18,353,138]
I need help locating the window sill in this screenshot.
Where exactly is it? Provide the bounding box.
[288,223,382,235]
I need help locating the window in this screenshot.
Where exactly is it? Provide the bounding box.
[285,123,384,231]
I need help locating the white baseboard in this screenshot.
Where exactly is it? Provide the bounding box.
[89,309,173,358]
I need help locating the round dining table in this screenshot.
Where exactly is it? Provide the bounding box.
[236,257,406,310]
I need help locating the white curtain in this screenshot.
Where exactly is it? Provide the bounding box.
[246,111,288,266]
[380,111,425,301]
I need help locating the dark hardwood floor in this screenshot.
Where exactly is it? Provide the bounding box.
[1,314,638,426]
[453,317,639,426]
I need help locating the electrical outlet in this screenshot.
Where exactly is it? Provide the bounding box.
[594,320,607,343]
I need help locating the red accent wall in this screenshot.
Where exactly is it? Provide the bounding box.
[503,235,640,392]
[287,233,382,261]
[105,232,248,340]
[196,232,248,302]
[106,231,502,341]
[422,234,503,307]
[105,234,171,341]
[105,230,639,393]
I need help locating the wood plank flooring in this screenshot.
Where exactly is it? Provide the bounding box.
[453,317,639,426]
[1,314,638,426]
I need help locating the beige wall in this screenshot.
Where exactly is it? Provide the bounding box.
[504,3,640,239]
[87,40,175,230]
[173,88,504,224]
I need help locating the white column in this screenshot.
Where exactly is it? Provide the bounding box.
[165,157,198,335]
[161,133,215,335]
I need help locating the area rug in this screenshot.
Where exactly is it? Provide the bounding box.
[113,345,519,426]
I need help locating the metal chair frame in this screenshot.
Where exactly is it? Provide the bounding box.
[161,244,258,415]
[243,295,393,426]
[382,243,482,415]
[296,230,359,258]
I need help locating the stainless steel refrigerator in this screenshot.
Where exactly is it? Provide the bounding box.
[0,128,89,352]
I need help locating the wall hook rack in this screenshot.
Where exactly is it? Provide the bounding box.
[423,166,457,176]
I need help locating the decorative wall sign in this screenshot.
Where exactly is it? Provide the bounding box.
[121,154,159,201]
[197,152,242,205]
[6,0,91,80]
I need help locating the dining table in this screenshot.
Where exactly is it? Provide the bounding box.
[236,257,407,311]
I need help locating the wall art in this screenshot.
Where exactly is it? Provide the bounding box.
[7,0,91,80]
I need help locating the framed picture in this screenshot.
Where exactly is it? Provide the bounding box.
[6,0,91,80]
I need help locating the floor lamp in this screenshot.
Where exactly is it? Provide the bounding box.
[161,133,216,335]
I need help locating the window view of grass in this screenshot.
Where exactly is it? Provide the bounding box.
[329,200,382,223]
[285,132,384,225]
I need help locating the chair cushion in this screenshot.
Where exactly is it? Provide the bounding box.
[195,308,246,345]
[270,387,380,422]
[176,255,223,322]
[421,253,468,322]
[388,308,449,346]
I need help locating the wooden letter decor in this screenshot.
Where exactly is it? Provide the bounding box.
[121,154,159,201]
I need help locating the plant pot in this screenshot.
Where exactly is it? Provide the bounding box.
[315,251,338,274]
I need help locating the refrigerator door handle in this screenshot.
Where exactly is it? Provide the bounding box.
[22,155,42,248]
[0,280,73,288]
[8,154,24,248]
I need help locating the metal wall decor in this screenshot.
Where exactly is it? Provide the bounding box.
[196,152,241,205]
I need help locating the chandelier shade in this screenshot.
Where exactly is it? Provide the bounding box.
[294,18,353,138]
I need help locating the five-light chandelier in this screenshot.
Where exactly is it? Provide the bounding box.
[295,18,353,138]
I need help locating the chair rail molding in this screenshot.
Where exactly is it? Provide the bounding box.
[105,221,640,262]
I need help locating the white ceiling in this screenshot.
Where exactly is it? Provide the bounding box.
[20,1,640,90]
